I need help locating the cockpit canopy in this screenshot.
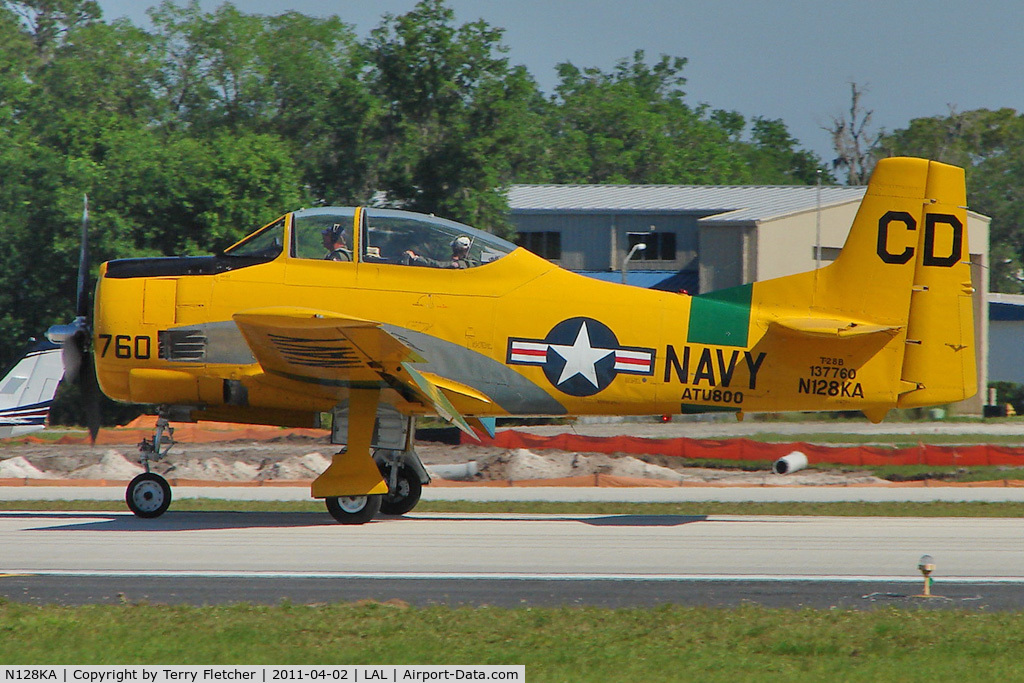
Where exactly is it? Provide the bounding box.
[223,207,518,268]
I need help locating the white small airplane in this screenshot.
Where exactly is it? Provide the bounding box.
[0,339,65,439]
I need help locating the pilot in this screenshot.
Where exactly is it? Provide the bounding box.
[321,225,351,261]
[404,235,476,269]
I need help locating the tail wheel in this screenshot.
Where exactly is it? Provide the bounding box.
[126,472,172,518]
[325,494,382,524]
[379,465,423,516]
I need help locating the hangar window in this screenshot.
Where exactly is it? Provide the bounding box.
[628,232,676,261]
[515,231,561,260]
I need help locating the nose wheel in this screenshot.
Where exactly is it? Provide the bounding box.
[125,472,172,518]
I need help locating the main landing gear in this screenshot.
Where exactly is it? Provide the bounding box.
[320,450,427,524]
[125,415,175,518]
[321,403,430,524]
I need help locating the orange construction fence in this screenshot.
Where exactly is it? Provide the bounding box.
[12,416,328,446]
[13,418,1024,469]
[463,430,1024,468]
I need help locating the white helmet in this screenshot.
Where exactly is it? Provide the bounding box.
[451,235,472,251]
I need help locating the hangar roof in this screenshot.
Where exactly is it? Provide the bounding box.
[507,184,868,224]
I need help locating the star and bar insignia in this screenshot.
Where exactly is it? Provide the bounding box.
[506,317,655,396]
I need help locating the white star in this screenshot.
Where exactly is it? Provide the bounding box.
[549,321,613,388]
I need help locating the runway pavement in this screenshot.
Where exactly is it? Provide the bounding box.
[2,484,1024,503]
[2,510,1023,609]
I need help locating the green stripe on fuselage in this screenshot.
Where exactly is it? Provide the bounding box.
[687,283,752,347]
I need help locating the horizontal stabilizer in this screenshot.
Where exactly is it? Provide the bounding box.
[770,317,902,339]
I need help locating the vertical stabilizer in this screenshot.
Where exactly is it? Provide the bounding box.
[749,157,976,416]
[819,157,976,406]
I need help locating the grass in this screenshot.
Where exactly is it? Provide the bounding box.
[2,498,1024,517]
[3,602,1024,681]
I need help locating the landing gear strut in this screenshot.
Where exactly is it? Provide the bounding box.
[126,414,175,518]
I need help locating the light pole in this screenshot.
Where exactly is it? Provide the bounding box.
[621,242,646,284]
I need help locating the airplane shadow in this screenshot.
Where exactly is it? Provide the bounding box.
[576,514,707,527]
[12,511,710,531]
[372,513,709,527]
[20,511,338,532]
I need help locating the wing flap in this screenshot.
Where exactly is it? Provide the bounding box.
[398,363,476,438]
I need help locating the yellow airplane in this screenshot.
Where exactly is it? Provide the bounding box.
[47,156,976,522]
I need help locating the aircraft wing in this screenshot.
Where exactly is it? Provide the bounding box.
[232,307,480,436]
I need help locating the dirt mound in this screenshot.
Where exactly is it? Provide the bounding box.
[480,449,697,483]
[256,452,331,481]
[165,457,260,481]
[0,456,57,479]
[67,450,145,480]
[0,437,892,486]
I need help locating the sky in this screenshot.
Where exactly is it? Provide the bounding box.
[94,0,1024,164]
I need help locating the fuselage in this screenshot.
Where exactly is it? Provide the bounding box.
[91,196,971,427]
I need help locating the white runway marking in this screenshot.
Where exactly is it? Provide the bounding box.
[6,569,1024,583]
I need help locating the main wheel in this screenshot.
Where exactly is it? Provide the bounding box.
[126,472,172,518]
[325,494,382,524]
[379,465,423,516]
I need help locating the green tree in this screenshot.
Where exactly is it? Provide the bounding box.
[744,117,831,185]
[548,51,761,185]
[91,127,305,257]
[364,0,547,235]
[149,1,377,205]
[3,0,100,61]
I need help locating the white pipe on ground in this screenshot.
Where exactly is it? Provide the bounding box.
[772,451,808,475]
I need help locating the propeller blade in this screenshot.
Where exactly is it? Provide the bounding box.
[80,349,101,444]
[60,333,84,384]
[75,195,90,319]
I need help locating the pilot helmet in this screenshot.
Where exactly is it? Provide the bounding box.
[321,224,345,242]
[451,235,472,251]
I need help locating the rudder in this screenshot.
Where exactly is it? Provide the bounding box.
[898,160,976,406]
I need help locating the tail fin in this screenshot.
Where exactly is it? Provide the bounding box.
[0,339,65,438]
[753,157,976,416]
[821,158,975,407]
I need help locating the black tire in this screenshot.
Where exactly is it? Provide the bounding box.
[125,472,172,518]
[325,494,382,524]
[379,465,423,516]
